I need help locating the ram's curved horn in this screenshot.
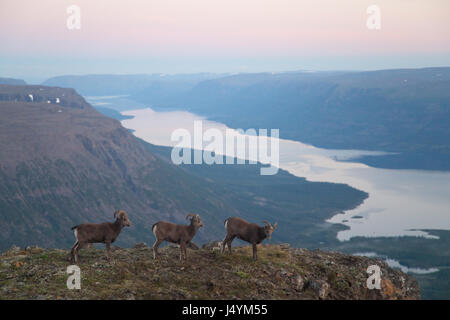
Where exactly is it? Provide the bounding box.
[263,220,271,226]
[186,213,195,220]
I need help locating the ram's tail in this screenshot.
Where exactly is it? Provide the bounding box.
[224,218,230,229]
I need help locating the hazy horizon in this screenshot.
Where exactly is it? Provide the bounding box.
[4,64,450,85]
[1,0,449,83]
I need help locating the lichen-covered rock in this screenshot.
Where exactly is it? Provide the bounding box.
[133,243,147,249]
[295,275,305,291]
[309,280,330,299]
[8,245,21,253]
[201,240,223,251]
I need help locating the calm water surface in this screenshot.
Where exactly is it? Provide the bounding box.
[118,107,450,242]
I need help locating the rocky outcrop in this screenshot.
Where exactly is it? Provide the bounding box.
[0,85,87,108]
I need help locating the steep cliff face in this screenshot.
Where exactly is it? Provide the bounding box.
[0,85,219,249]
[0,244,420,300]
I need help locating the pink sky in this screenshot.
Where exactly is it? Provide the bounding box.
[1,0,449,56]
[0,0,449,80]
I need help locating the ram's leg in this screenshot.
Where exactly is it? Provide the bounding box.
[252,243,258,260]
[180,242,187,261]
[153,239,163,259]
[70,241,79,263]
[74,241,88,263]
[74,244,80,263]
[221,234,234,254]
[221,238,227,254]
[227,236,235,254]
[105,242,111,260]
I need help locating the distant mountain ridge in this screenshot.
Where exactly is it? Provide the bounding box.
[156,67,450,170]
[41,73,227,97]
[0,77,26,85]
[42,68,450,170]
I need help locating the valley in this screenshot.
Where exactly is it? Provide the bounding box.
[1,73,449,299]
[0,84,365,252]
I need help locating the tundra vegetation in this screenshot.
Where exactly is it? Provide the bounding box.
[0,243,420,300]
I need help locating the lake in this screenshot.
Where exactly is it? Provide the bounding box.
[118,107,450,243]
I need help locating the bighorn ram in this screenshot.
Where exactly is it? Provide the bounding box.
[70,210,131,263]
[221,217,277,260]
[152,213,204,260]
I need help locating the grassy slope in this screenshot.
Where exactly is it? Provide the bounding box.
[0,244,420,300]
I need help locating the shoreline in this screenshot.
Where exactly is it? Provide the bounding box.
[118,106,450,241]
